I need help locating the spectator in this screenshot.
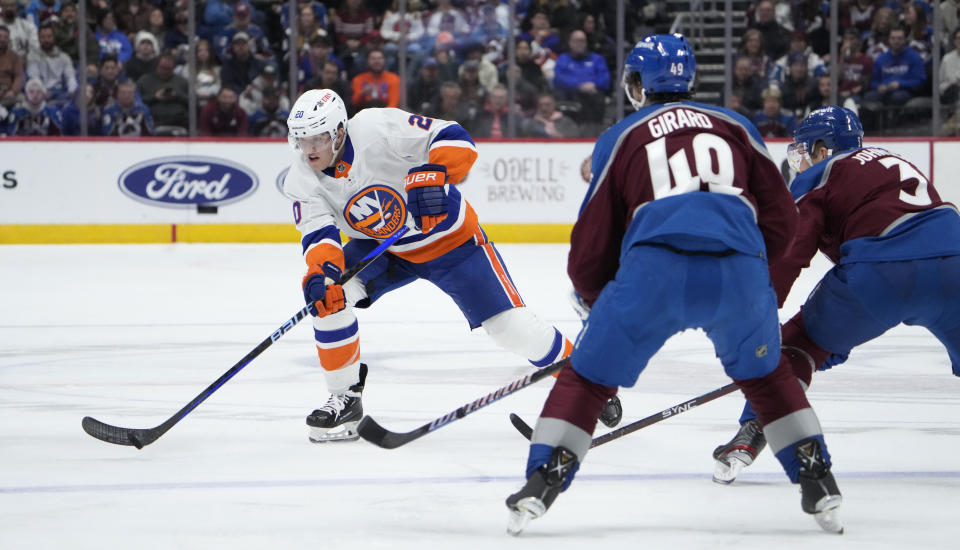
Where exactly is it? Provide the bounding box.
[850,0,879,33]
[220,31,263,92]
[738,28,773,80]
[522,91,578,138]
[406,56,440,114]
[425,80,471,124]
[239,63,288,115]
[527,0,580,36]
[124,31,159,83]
[580,13,615,73]
[792,0,830,56]
[60,82,100,135]
[425,0,470,40]
[287,3,328,63]
[350,48,399,109]
[866,7,897,59]
[331,0,376,52]
[469,83,511,138]
[91,55,123,108]
[95,11,132,64]
[432,41,459,83]
[138,53,189,129]
[114,0,150,35]
[380,0,426,59]
[216,2,272,63]
[143,7,166,41]
[205,0,253,35]
[864,26,927,108]
[780,52,818,118]
[24,0,59,28]
[176,38,221,106]
[751,85,797,137]
[940,28,960,104]
[280,0,327,30]
[728,55,765,111]
[248,85,289,137]
[501,38,547,114]
[0,0,39,59]
[305,59,352,112]
[937,0,958,51]
[54,2,97,65]
[101,80,153,136]
[458,59,486,115]
[749,0,790,60]
[26,24,76,106]
[770,30,825,83]
[727,89,752,118]
[200,85,248,136]
[902,1,932,62]
[458,42,498,93]
[470,3,507,48]
[299,34,344,88]
[839,27,873,106]
[163,9,190,60]
[6,78,62,134]
[0,24,24,108]
[552,29,610,126]
[518,9,562,58]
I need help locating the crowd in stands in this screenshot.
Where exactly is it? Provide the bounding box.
[0,1,958,138]
[730,0,959,136]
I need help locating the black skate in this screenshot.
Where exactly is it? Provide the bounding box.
[307,364,367,443]
[795,438,843,534]
[712,418,766,484]
[599,395,623,428]
[505,446,579,536]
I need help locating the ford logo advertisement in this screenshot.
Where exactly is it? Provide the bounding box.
[118,156,259,208]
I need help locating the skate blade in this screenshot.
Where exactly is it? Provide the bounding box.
[308,422,360,443]
[813,495,843,534]
[712,454,750,484]
[506,497,546,536]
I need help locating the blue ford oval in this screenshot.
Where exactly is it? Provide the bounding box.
[118,156,259,208]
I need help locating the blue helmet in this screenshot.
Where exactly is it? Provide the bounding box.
[623,33,696,109]
[794,106,864,154]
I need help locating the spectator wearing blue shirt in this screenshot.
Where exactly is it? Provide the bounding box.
[553,29,609,132]
[95,11,132,64]
[248,86,289,137]
[6,78,63,135]
[864,26,927,107]
[101,80,154,136]
[214,2,273,63]
[60,83,101,135]
[751,85,798,138]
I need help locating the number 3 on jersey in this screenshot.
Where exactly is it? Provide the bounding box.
[645,134,740,199]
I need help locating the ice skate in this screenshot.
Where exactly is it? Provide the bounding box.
[599,395,623,428]
[795,438,843,534]
[307,364,367,443]
[505,446,579,536]
[712,418,766,484]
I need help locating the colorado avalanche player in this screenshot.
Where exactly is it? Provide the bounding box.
[282,89,622,443]
[712,106,960,483]
[505,34,843,535]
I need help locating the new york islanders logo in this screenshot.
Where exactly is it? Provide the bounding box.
[344,185,407,238]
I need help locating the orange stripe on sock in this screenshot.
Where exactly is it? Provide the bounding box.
[482,243,524,307]
[316,339,360,371]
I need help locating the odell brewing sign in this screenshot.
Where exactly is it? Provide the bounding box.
[118,156,259,208]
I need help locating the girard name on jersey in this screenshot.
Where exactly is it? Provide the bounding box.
[648,108,714,138]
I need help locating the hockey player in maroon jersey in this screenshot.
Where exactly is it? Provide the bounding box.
[713,106,960,484]
[505,34,843,535]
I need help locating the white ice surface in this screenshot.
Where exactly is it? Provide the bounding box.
[1,243,958,549]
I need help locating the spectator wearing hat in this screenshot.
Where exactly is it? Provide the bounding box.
[248,85,289,137]
[751,85,797,138]
[299,34,345,88]
[26,24,76,106]
[748,0,790,60]
[239,62,289,115]
[200,85,247,136]
[839,27,873,106]
[6,77,62,135]
[350,48,399,109]
[221,31,263,92]
[552,29,610,126]
[138,52,189,129]
[407,56,441,114]
[101,80,153,136]
[176,38,221,106]
[216,2,272,63]
[769,30,825,84]
[95,11,132,64]
[54,2,97,65]
[459,42,498,93]
[521,91,578,138]
[124,30,159,83]
[0,24,25,108]
[1,0,39,60]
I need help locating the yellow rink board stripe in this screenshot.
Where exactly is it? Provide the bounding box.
[0,224,574,244]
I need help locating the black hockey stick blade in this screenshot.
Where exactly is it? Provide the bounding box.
[509,382,740,448]
[358,358,568,449]
[81,226,410,449]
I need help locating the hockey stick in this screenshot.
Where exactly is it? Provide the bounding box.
[509,382,740,448]
[357,358,569,449]
[81,226,410,449]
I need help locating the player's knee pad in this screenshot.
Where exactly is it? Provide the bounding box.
[481,307,569,366]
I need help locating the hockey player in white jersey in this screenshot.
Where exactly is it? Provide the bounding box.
[283,89,623,442]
